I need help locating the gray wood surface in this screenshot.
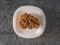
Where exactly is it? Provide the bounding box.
[0,0,60,45]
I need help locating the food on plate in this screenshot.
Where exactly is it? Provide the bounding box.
[17,12,40,29]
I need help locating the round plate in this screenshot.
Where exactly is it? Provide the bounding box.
[13,6,46,39]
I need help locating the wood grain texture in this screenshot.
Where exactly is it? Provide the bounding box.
[0,0,60,45]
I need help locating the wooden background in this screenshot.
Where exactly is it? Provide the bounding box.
[0,0,60,45]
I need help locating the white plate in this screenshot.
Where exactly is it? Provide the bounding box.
[13,6,46,39]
